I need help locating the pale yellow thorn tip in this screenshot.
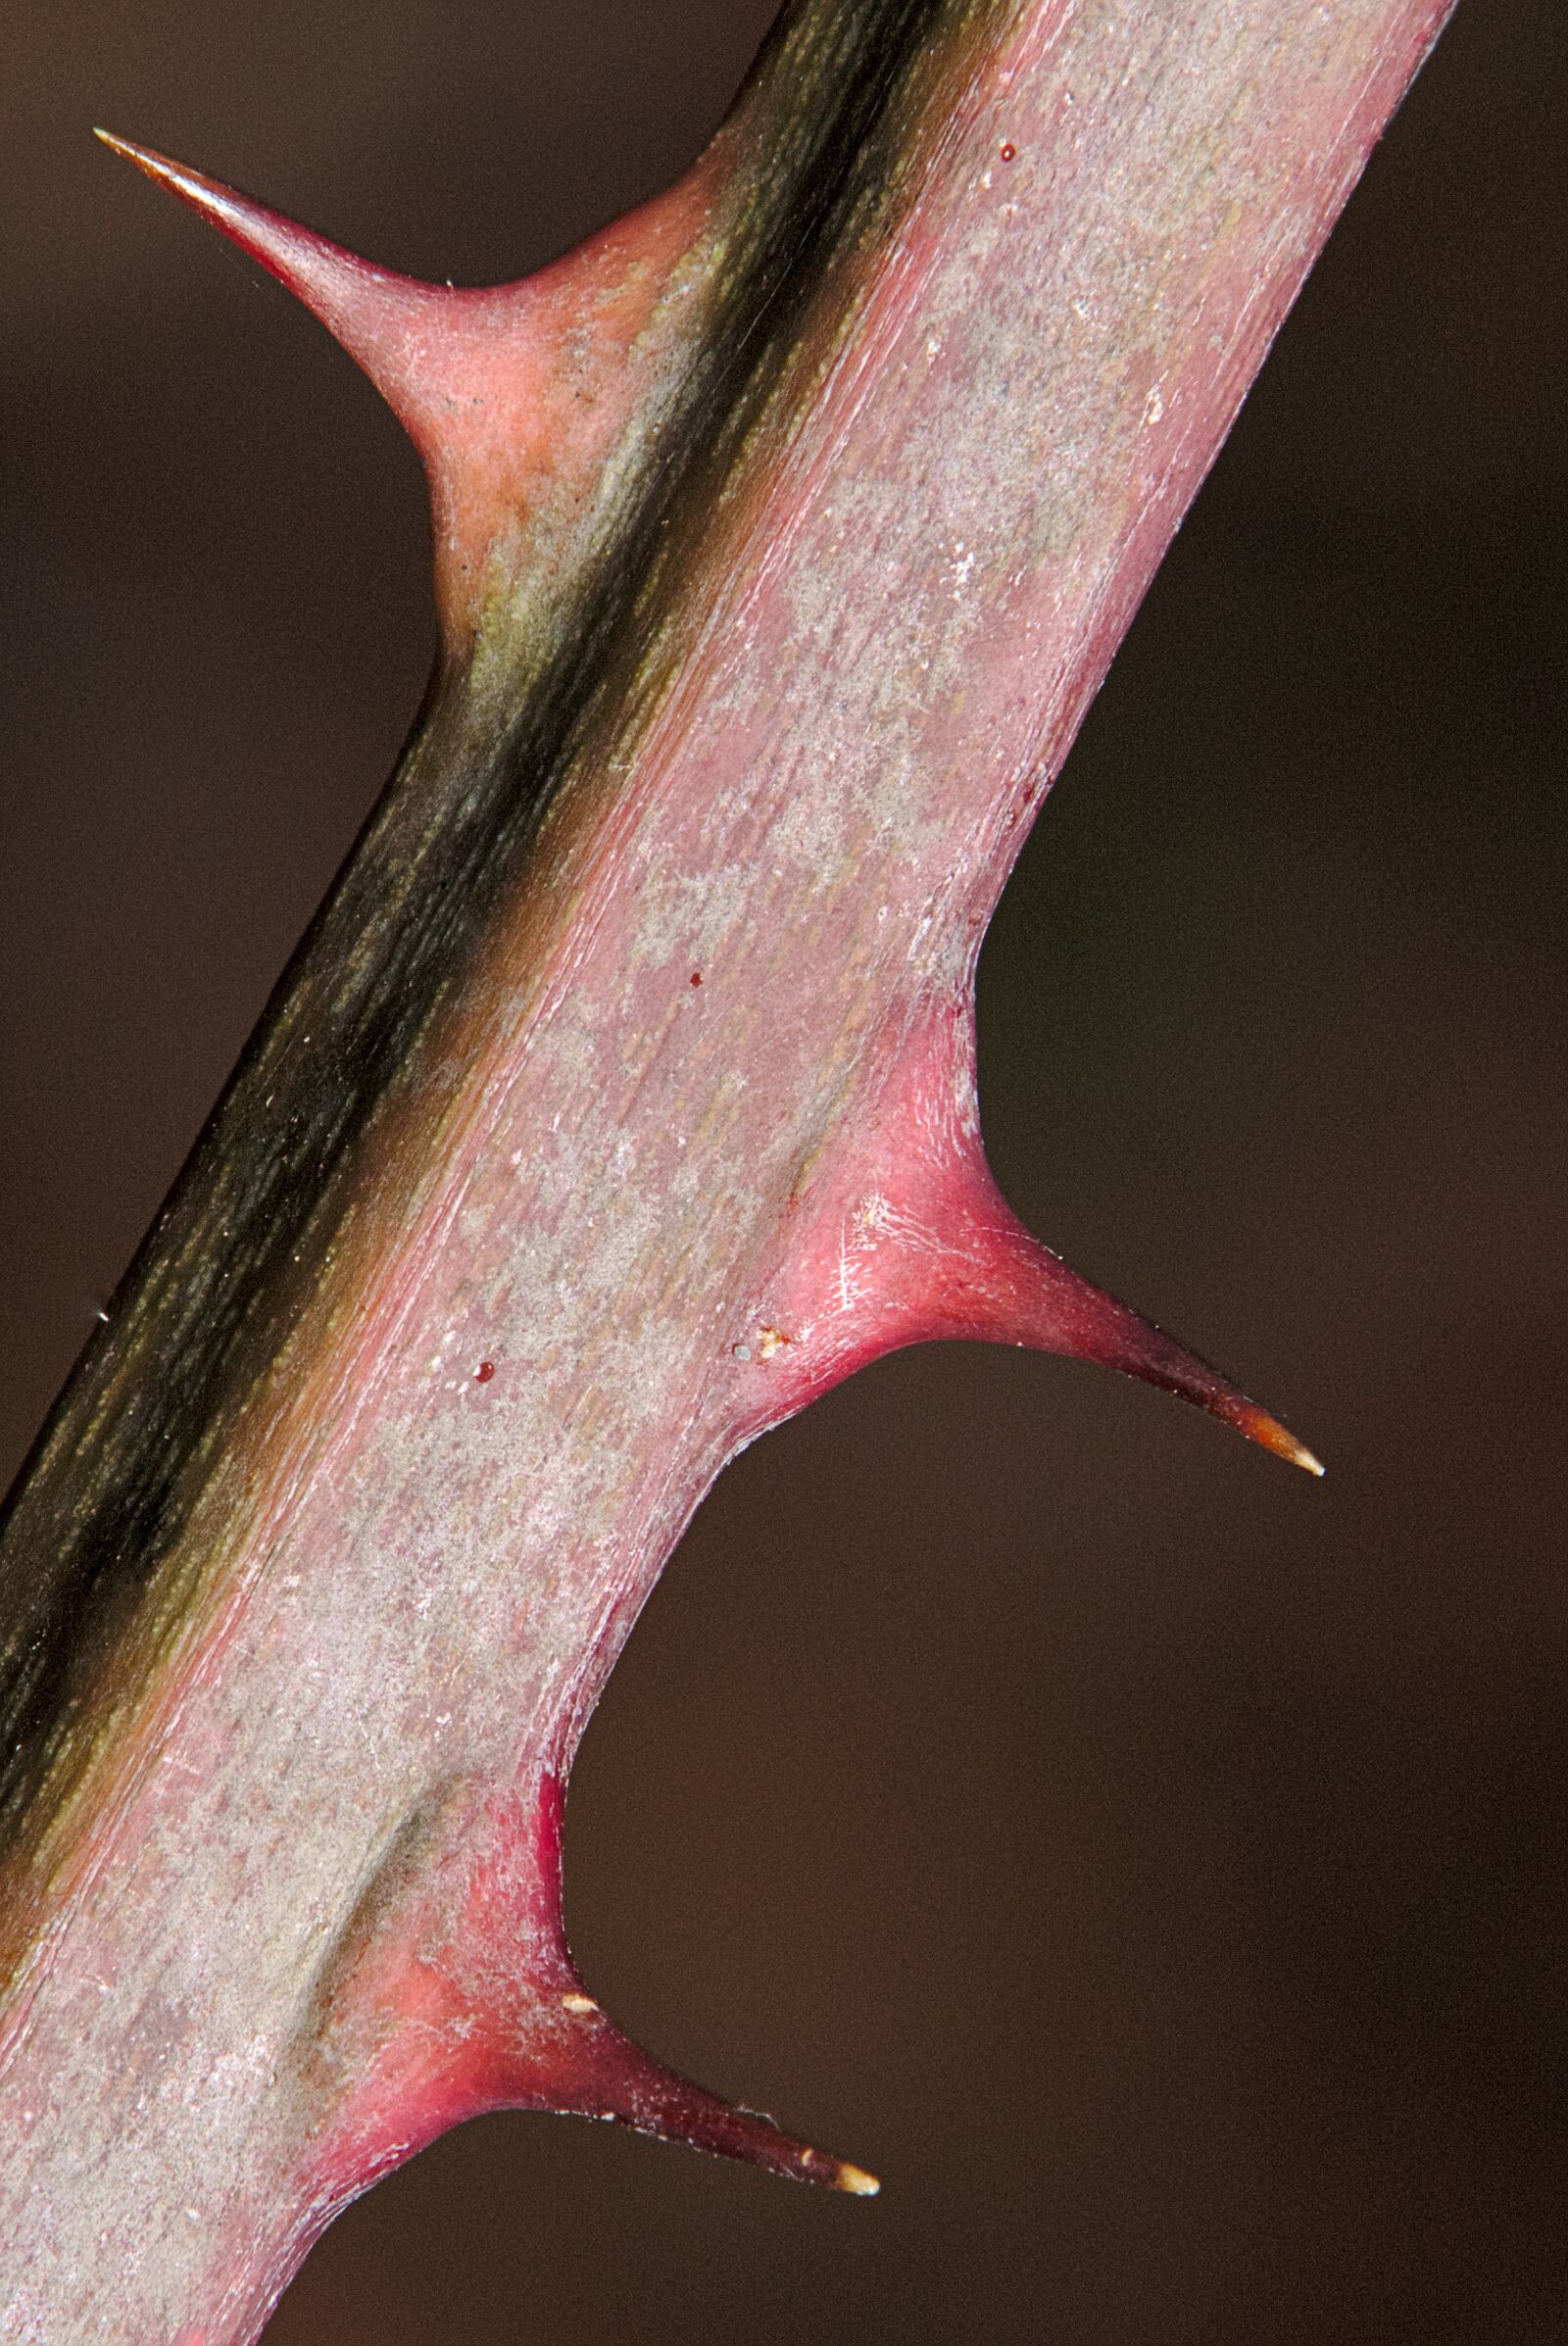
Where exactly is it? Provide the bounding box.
[835,2161,881,2197]
[1263,1419,1327,1478]
[1233,1399,1326,1479]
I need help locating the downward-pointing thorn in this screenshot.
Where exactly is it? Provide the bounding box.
[1023,1244,1324,1475]
[956,1215,1326,1474]
[540,1988,876,2191]
[757,996,1322,1477]
[451,1776,879,2191]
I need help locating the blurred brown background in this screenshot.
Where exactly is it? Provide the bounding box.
[2,3,1564,2340]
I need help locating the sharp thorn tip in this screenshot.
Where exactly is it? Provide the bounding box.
[92,129,205,202]
[835,2161,882,2197]
[1247,1411,1325,1477]
[94,127,149,163]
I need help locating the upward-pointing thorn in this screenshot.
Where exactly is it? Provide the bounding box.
[94,129,466,451]
[94,127,719,633]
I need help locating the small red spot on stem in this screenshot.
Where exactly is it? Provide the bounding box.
[690,970,703,987]
[474,1361,495,1385]
[1000,142,1016,162]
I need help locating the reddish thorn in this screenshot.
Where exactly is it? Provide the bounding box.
[751,994,1320,1473]
[91,129,558,631]
[94,125,720,633]
[93,129,460,450]
[459,1783,876,2192]
[690,970,703,987]
[473,1360,495,1385]
[1035,1254,1323,1474]
[535,1994,877,2193]
[1000,142,1017,161]
[310,1780,878,2209]
[936,1196,1323,1474]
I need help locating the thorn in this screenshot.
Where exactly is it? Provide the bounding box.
[92,128,556,630]
[1090,1297,1324,1475]
[541,1995,877,2191]
[982,1218,1324,1472]
[939,1205,1325,1475]
[94,129,455,454]
[94,126,720,634]
[374,1779,879,2194]
[737,995,1322,1473]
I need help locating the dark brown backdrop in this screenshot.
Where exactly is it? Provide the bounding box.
[2,5,1563,2340]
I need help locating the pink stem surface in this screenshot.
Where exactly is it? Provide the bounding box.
[0,3,1449,2337]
